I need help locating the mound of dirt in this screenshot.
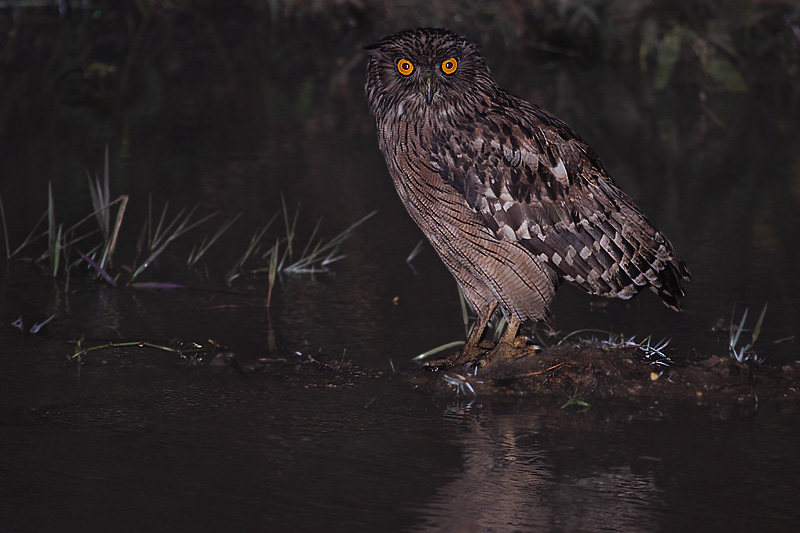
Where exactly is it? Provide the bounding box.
[402,344,800,405]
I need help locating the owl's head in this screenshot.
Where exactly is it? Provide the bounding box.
[365,28,496,119]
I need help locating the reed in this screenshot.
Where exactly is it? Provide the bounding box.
[2,150,375,299]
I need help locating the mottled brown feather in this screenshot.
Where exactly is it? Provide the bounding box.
[366,28,690,332]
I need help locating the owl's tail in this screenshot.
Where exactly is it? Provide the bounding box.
[652,255,691,311]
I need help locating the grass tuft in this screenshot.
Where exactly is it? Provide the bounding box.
[225,205,376,283]
[596,333,673,366]
[729,303,768,364]
[3,150,375,298]
[131,202,217,281]
[85,150,129,274]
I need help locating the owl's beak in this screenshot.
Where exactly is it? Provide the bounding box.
[423,75,436,104]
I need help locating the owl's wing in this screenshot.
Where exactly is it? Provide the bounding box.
[433,101,690,309]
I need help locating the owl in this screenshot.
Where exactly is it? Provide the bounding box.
[365,28,690,367]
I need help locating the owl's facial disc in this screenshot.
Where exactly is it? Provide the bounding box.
[393,57,441,105]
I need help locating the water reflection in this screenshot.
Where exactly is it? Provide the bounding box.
[415,399,800,532]
[417,402,554,531]
[416,402,663,532]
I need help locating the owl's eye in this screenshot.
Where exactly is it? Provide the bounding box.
[441,58,458,75]
[397,58,414,76]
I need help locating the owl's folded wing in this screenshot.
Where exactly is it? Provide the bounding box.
[433,107,690,310]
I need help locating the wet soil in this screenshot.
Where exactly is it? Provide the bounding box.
[102,339,800,408]
[401,344,800,406]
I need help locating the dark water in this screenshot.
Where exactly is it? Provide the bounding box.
[2,12,800,532]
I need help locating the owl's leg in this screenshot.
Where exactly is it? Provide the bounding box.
[479,316,525,363]
[423,300,497,369]
[463,300,498,352]
[495,316,521,348]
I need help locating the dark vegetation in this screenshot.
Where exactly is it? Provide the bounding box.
[2,0,799,135]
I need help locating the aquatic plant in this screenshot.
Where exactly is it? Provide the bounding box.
[68,335,219,366]
[555,328,674,367]
[130,200,217,282]
[728,304,768,364]
[598,334,672,367]
[0,151,375,295]
[86,147,129,274]
[12,315,55,334]
[442,372,477,397]
[223,195,376,286]
[560,393,590,412]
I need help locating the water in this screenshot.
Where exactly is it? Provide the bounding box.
[2,11,800,531]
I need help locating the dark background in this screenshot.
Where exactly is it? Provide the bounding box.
[1,2,799,531]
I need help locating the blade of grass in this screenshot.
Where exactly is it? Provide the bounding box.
[150,202,177,251]
[225,213,278,283]
[131,215,148,276]
[64,196,126,235]
[297,217,323,263]
[267,239,279,308]
[9,213,48,258]
[52,224,62,277]
[729,305,747,350]
[30,314,56,334]
[0,194,9,259]
[76,249,117,287]
[188,213,240,266]
[412,341,465,362]
[69,339,197,363]
[557,328,620,345]
[59,195,128,276]
[86,156,111,241]
[281,195,298,259]
[147,194,153,250]
[103,146,110,203]
[406,240,424,263]
[751,303,768,344]
[130,204,215,281]
[283,210,376,273]
[492,315,508,343]
[86,176,103,232]
[47,182,56,275]
[102,194,128,270]
[68,242,101,272]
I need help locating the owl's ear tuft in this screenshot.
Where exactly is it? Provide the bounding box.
[364,42,386,55]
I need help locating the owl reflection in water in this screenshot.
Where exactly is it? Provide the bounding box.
[365,28,690,367]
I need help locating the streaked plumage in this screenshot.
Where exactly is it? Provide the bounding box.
[365,28,690,365]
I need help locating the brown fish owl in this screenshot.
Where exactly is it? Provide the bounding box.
[365,28,690,366]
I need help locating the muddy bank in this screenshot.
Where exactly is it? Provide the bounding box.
[229,342,800,409]
[401,344,800,406]
[66,338,800,411]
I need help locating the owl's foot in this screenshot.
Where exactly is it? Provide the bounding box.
[469,317,527,366]
[421,341,492,370]
[422,336,531,370]
[422,302,498,370]
[422,315,529,370]
[478,336,528,363]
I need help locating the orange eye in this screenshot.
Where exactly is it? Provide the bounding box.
[397,58,414,76]
[441,57,458,75]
